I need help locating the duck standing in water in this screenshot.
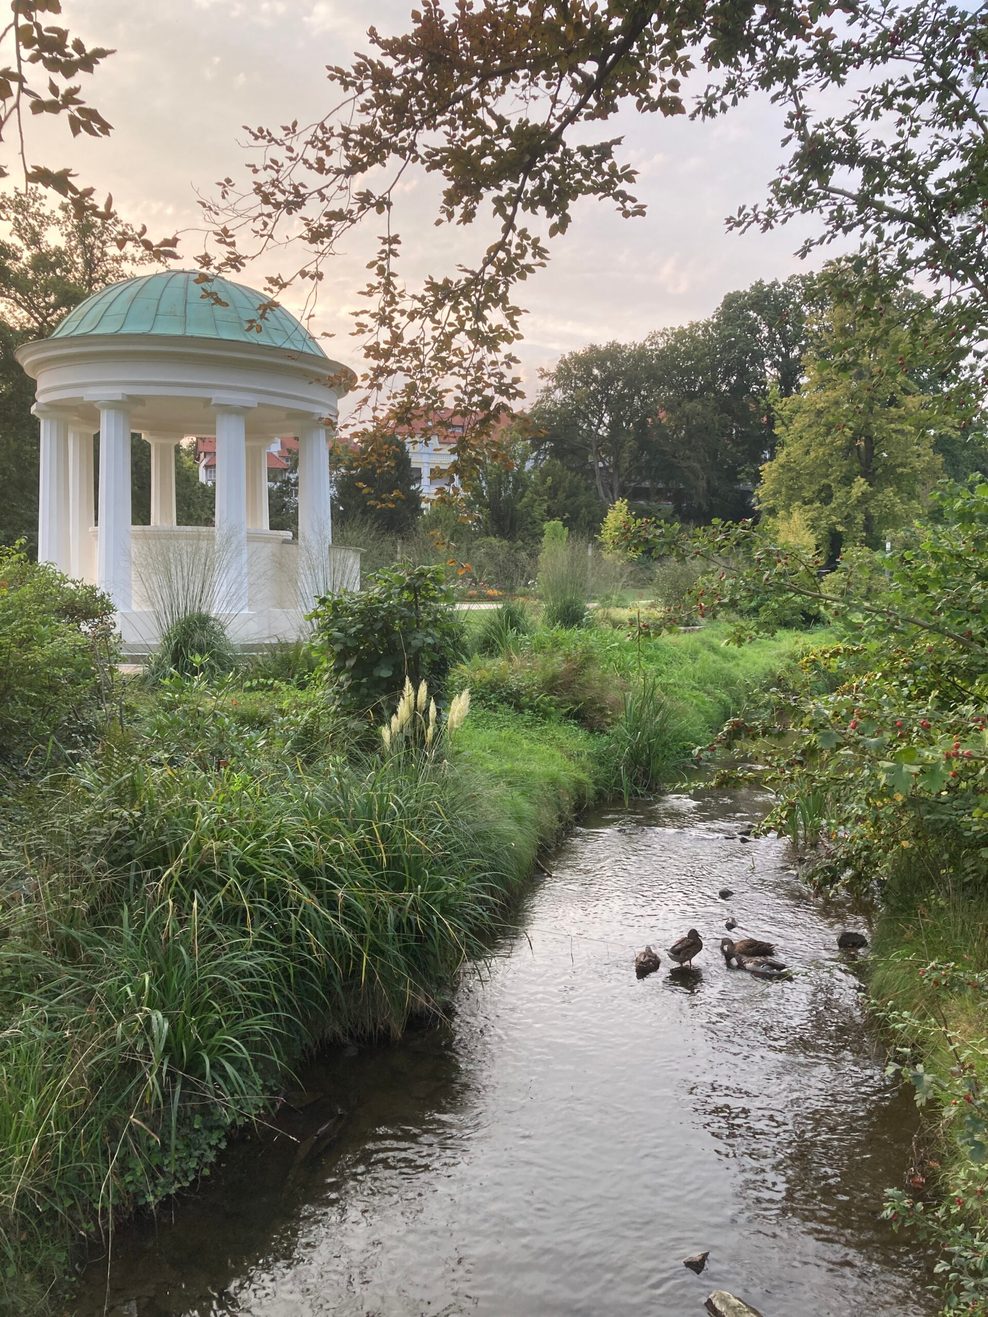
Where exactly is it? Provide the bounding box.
[720,937,790,979]
[634,945,662,978]
[668,929,703,969]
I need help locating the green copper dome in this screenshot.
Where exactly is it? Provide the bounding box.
[50,271,326,357]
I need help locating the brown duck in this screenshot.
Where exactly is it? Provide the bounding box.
[668,929,703,969]
[634,945,662,978]
[719,934,776,960]
[720,937,790,979]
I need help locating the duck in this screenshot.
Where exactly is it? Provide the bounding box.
[634,945,662,978]
[668,929,703,969]
[720,937,790,979]
[719,933,776,960]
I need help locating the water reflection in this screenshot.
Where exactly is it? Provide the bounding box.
[75,786,935,1317]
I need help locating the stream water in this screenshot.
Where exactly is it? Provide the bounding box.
[76,784,935,1317]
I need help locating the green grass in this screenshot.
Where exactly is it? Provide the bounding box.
[0,619,805,1312]
[867,871,988,1311]
[456,707,602,852]
[457,621,814,789]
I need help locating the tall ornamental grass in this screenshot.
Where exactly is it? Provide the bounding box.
[537,528,591,628]
[0,724,533,1310]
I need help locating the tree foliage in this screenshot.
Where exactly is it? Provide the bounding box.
[0,188,155,337]
[0,4,178,258]
[333,430,423,536]
[201,0,987,462]
[463,431,542,542]
[528,456,602,536]
[757,288,952,555]
[705,480,987,899]
[533,274,811,522]
[533,339,660,507]
[0,190,160,552]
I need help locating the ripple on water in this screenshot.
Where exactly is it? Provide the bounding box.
[74,785,936,1317]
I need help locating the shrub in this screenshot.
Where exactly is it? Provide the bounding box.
[147,611,237,681]
[309,562,465,717]
[652,557,705,618]
[598,498,640,561]
[0,546,117,774]
[468,536,536,594]
[458,635,623,731]
[474,600,532,656]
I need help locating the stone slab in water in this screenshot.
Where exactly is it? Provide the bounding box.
[706,1291,766,1317]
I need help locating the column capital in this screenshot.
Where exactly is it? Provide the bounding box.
[32,404,73,422]
[84,393,144,408]
[290,409,333,427]
[211,395,257,414]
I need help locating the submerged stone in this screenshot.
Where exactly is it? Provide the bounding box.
[705,1291,766,1317]
[838,930,868,949]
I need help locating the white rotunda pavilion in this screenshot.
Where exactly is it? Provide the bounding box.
[16,270,360,649]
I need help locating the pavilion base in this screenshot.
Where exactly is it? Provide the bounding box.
[117,607,320,655]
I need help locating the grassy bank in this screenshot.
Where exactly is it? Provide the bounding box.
[868,875,988,1312]
[705,485,988,1314]
[0,621,805,1313]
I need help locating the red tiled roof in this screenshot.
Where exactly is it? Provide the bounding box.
[393,409,515,448]
[195,435,298,470]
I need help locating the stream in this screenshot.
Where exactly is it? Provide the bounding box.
[76,784,935,1317]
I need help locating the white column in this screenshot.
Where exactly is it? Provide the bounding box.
[298,419,332,605]
[147,435,177,527]
[246,440,270,530]
[95,401,133,610]
[37,409,70,571]
[213,404,249,613]
[68,423,95,581]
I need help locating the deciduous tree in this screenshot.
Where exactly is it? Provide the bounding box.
[533,274,811,523]
[0,189,159,551]
[201,0,986,461]
[463,430,542,541]
[533,340,660,506]
[757,289,952,555]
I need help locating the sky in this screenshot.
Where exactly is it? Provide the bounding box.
[24,0,832,413]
